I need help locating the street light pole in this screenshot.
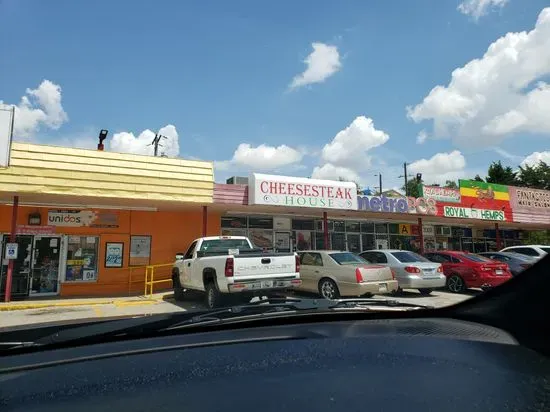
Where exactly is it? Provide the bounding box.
[379,173,382,195]
[404,162,408,196]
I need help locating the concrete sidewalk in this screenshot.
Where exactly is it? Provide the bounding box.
[0,291,173,311]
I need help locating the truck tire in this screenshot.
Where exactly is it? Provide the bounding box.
[205,281,224,309]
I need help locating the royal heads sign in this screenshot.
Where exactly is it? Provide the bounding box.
[248,173,358,210]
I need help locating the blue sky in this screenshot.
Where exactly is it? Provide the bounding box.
[1,0,549,191]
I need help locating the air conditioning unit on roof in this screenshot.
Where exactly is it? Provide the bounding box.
[226,176,249,185]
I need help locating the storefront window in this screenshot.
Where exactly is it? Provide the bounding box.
[345,221,360,233]
[249,229,273,249]
[332,221,345,232]
[292,219,315,231]
[360,222,375,233]
[331,232,346,251]
[388,224,399,234]
[248,217,273,229]
[295,230,312,251]
[65,236,99,282]
[315,232,327,250]
[221,216,247,229]
[375,223,388,234]
[361,234,375,251]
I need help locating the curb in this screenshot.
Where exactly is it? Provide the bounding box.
[0,298,160,311]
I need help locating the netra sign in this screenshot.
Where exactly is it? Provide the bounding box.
[248,173,358,210]
[443,206,505,221]
[357,195,438,215]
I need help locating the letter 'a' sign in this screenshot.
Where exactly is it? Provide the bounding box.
[248,173,358,210]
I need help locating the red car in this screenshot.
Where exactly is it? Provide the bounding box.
[423,250,512,293]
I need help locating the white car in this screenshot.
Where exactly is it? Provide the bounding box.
[359,249,446,295]
[500,245,550,260]
[296,250,398,299]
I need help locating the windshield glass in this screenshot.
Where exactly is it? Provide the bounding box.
[199,239,253,251]
[461,254,493,263]
[1,2,548,333]
[329,252,369,265]
[391,251,430,263]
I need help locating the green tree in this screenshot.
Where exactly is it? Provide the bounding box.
[473,174,484,182]
[402,178,423,198]
[486,161,518,185]
[444,180,458,189]
[517,161,550,190]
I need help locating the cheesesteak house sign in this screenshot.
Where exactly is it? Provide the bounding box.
[249,173,358,210]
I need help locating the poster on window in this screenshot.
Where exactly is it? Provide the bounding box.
[130,236,151,266]
[105,242,124,268]
[275,232,291,252]
[295,231,312,251]
[249,229,273,250]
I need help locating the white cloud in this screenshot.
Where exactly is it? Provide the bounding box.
[216,143,303,172]
[109,124,179,157]
[407,8,550,147]
[416,130,428,144]
[311,163,359,182]
[521,151,550,167]
[321,116,389,170]
[458,0,508,21]
[0,80,68,139]
[290,42,341,89]
[408,150,467,184]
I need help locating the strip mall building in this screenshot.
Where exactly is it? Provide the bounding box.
[1,143,549,300]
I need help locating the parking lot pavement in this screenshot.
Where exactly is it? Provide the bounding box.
[0,289,476,329]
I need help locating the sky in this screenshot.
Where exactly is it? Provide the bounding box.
[1,0,549,192]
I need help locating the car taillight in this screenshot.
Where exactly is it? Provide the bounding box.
[404,266,421,273]
[480,265,491,271]
[355,268,364,283]
[224,257,234,277]
[295,254,300,273]
[437,266,444,273]
[390,268,396,280]
[520,263,532,269]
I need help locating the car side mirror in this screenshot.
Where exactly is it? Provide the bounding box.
[175,253,185,261]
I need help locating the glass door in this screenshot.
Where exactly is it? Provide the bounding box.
[346,233,361,253]
[1,235,33,299]
[30,236,61,295]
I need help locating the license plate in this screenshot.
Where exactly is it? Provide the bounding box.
[262,280,274,288]
[378,283,388,293]
[495,270,503,275]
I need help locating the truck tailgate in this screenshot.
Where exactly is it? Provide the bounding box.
[233,255,297,280]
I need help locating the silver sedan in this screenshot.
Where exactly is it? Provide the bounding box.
[359,249,446,295]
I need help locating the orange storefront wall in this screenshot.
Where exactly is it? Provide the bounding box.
[0,205,221,297]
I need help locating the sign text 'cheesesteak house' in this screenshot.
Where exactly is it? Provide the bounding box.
[249,173,358,210]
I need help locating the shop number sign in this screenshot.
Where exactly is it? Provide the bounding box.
[4,243,18,260]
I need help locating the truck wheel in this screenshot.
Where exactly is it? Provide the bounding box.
[205,282,224,309]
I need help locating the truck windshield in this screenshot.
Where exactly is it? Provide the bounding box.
[199,239,253,251]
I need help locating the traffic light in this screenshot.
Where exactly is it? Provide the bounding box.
[416,173,422,183]
[98,129,108,151]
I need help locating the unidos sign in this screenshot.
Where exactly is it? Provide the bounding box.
[248,173,358,210]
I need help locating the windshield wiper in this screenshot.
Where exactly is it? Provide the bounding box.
[0,297,432,351]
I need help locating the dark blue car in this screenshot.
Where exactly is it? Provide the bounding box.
[478,252,537,276]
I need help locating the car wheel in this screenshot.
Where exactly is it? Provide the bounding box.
[172,271,185,302]
[318,278,340,300]
[447,275,466,293]
[205,282,224,309]
[418,288,433,296]
[391,287,403,296]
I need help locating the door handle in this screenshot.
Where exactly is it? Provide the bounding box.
[314,270,319,273]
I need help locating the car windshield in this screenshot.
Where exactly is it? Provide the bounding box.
[461,254,493,263]
[199,239,253,252]
[329,252,369,265]
[391,251,430,263]
[1,2,549,336]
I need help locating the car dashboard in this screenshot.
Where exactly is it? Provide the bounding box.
[1,317,549,412]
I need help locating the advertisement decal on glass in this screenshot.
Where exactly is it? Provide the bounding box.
[249,173,358,210]
[130,236,152,266]
[105,242,124,268]
[421,185,461,203]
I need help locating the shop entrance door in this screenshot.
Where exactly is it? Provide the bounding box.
[1,235,33,299]
[346,233,361,253]
[29,236,61,295]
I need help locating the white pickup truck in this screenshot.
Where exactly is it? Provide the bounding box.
[172,236,301,308]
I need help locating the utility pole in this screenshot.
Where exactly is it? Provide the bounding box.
[379,173,382,195]
[150,134,167,157]
[404,162,408,196]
